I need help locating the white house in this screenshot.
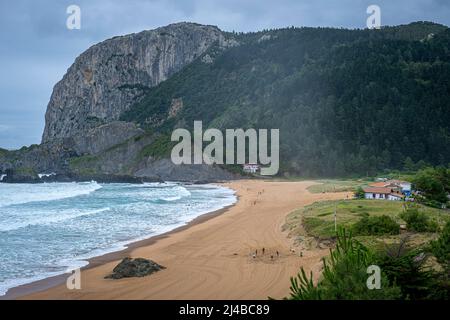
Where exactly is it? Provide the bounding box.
[369,180,412,196]
[243,163,260,174]
[363,187,405,201]
[387,193,405,201]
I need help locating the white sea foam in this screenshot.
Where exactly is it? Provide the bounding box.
[0,182,236,296]
[0,207,111,232]
[38,172,56,179]
[0,181,102,207]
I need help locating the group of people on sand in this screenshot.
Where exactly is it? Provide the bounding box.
[251,247,280,260]
[251,247,303,260]
[252,189,265,206]
[290,248,303,257]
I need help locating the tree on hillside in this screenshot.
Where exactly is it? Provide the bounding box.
[412,167,450,205]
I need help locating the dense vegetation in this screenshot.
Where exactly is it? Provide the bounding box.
[400,208,439,232]
[412,166,450,206]
[121,22,450,177]
[288,229,401,299]
[288,228,450,300]
[431,221,450,270]
[284,199,447,251]
[352,214,400,236]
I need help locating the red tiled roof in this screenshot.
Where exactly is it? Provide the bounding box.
[363,187,392,194]
[369,182,389,187]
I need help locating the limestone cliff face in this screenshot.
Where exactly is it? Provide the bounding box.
[42,22,227,143]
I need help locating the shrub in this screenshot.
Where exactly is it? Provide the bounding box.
[352,215,400,236]
[412,167,449,205]
[431,221,450,270]
[375,238,435,300]
[354,187,365,199]
[288,229,447,300]
[400,209,438,232]
[288,229,402,300]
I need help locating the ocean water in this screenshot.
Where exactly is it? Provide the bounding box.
[0,182,236,296]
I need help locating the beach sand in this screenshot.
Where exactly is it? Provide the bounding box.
[19,180,349,300]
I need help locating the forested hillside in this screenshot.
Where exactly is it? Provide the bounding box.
[121,22,450,177]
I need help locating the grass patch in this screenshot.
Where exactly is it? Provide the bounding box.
[353,215,400,236]
[68,155,100,175]
[290,199,449,250]
[307,179,368,194]
[139,134,175,159]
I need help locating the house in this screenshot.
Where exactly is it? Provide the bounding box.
[363,187,405,201]
[243,163,260,174]
[369,180,412,196]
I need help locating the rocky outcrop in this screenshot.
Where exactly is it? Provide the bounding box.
[0,141,78,174]
[105,257,165,279]
[42,22,229,144]
[0,23,242,181]
[135,158,238,182]
[72,121,144,155]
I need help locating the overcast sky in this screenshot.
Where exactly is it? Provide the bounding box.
[0,0,449,149]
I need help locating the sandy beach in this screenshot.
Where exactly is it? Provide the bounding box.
[17,180,349,300]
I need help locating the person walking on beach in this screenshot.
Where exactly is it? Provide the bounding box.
[262,247,265,255]
[276,250,279,258]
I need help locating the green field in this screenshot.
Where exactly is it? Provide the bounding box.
[285,199,450,250]
[306,179,368,194]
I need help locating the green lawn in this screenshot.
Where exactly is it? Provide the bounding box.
[306,179,368,194]
[285,199,449,250]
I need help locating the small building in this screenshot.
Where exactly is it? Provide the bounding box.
[369,180,412,196]
[363,187,405,201]
[243,163,260,174]
[400,182,412,196]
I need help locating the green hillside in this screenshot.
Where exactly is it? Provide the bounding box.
[121,22,450,177]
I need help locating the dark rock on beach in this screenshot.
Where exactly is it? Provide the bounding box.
[105,257,166,279]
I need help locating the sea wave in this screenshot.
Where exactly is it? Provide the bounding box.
[0,181,102,207]
[0,207,111,232]
[0,183,236,297]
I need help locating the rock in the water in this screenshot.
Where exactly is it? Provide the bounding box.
[105,257,166,279]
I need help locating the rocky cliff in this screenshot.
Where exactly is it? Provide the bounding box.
[42,22,228,144]
[9,22,446,181]
[0,22,240,182]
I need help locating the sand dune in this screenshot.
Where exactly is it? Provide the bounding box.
[22,180,349,300]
